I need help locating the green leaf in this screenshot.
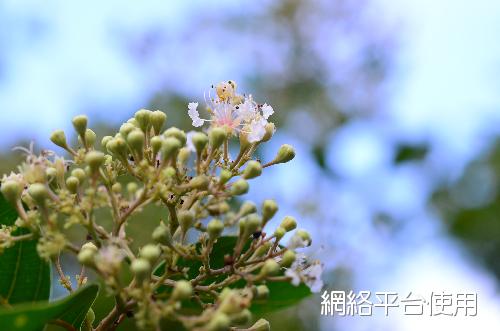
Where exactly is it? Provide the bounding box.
[0,193,51,304]
[154,236,311,313]
[0,283,100,331]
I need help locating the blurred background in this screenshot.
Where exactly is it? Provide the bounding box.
[1,0,500,330]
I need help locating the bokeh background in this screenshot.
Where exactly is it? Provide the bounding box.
[1,0,500,330]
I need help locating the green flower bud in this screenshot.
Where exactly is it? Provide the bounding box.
[66,176,80,194]
[134,109,152,132]
[127,130,145,157]
[219,169,232,185]
[72,115,88,137]
[127,117,139,127]
[260,259,280,276]
[85,151,105,173]
[178,210,195,233]
[230,179,249,196]
[101,136,113,150]
[249,319,270,331]
[71,168,86,183]
[178,147,190,165]
[261,122,276,142]
[163,127,187,146]
[254,242,271,257]
[127,182,138,195]
[1,180,22,205]
[119,123,136,139]
[188,175,209,190]
[50,130,69,149]
[131,258,151,282]
[150,136,163,155]
[207,219,224,240]
[262,199,278,223]
[28,183,49,205]
[152,223,172,246]
[106,137,127,158]
[239,201,256,216]
[151,110,167,134]
[242,160,262,179]
[280,216,297,232]
[84,129,96,147]
[161,137,181,160]
[239,131,251,152]
[244,213,261,235]
[77,248,96,266]
[296,229,312,246]
[46,167,57,182]
[191,132,208,154]
[172,280,193,300]
[231,309,251,325]
[274,227,286,240]
[111,183,122,194]
[81,242,98,252]
[207,313,230,331]
[209,127,227,150]
[281,250,296,268]
[139,244,161,264]
[162,166,176,178]
[255,285,270,300]
[273,144,296,164]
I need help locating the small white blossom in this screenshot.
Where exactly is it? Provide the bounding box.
[261,103,274,119]
[247,118,267,143]
[287,233,311,250]
[95,245,125,274]
[188,102,204,127]
[284,254,324,293]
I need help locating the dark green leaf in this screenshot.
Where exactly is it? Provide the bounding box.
[0,283,99,331]
[0,193,51,304]
[154,236,311,313]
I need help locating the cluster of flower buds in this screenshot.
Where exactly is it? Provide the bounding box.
[0,81,322,331]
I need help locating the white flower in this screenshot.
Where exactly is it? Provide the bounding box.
[284,255,324,293]
[287,233,311,250]
[285,268,301,286]
[261,103,274,119]
[303,262,324,293]
[236,95,258,121]
[247,118,267,143]
[188,102,204,127]
[186,131,197,152]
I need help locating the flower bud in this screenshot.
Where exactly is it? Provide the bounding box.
[131,258,151,282]
[151,110,167,134]
[255,285,270,300]
[50,130,69,149]
[139,244,161,264]
[218,169,232,185]
[280,216,297,232]
[262,200,278,223]
[249,319,270,331]
[72,115,88,137]
[81,242,98,252]
[163,127,187,146]
[106,137,127,158]
[261,123,276,142]
[209,127,227,150]
[150,136,163,155]
[254,242,271,257]
[178,147,190,165]
[178,210,195,233]
[231,309,251,325]
[84,129,96,147]
[207,219,224,240]
[1,180,22,205]
[239,201,256,216]
[127,118,139,127]
[296,229,312,246]
[101,136,113,150]
[274,227,286,240]
[244,214,261,235]
[127,130,145,158]
[119,123,136,139]
[134,109,152,132]
[242,160,262,179]
[230,179,249,196]
[281,250,296,268]
[66,176,80,194]
[78,248,96,266]
[161,137,181,160]
[71,169,85,184]
[46,167,57,182]
[85,151,105,173]
[112,183,122,194]
[152,223,172,246]
[191,132,208,154]
[28,183,49,206]
[188,175,209,190]
[273,144,296,164]
[260,259,280,276]
[172,280,193,300]
[207,313,230,331]
[127,182,138,195]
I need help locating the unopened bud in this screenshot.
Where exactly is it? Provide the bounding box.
[140,244,161,264]
[261,123,276,142]
[84,129,96,147]
[150,136,163,155]
[230,179,249,196]
[281,250,296,268]
[219,169,232,185]
[255,285,270,300]
[71,168,86,183]
[163,127,187,146]
[131,258,151,282]
[188,175,209,190]
[66,176,80,193]
[231,309,252,325]
[72,115,88,137]
[178,210,195,233]
[78,248,96,266]
[119,123,136,138]
[134,109,152,132]
[209,127,227,150]
[239,201,256,216]
[273,144,295,164]
[101,136,113,150]
[274,227,286,240]
[260,259,280,276]
[112,183,122,194]
[152,223,172,246]
[151,110,167,134]
[85,151,105,173]
[127,182,138,195]
[46,167,57,182]
[207,219,224,240]
[50,130,69,149]
[296,229,312,246]
[191,132,208,154]
[249,319,270,331]
[280,216,297,232]
[262,200,278,223]
[178,147,190,165]
[28,183,49,205]
[1,180,22,205]
[172,280,193,300]
[161,137,181,160]
[106,137,127,158]
[244,214,261,235]
[207,313,230,331]
[255,242,271,257]
[127,130,145,158]
[242,160,262,179]
[81,242,98,252]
